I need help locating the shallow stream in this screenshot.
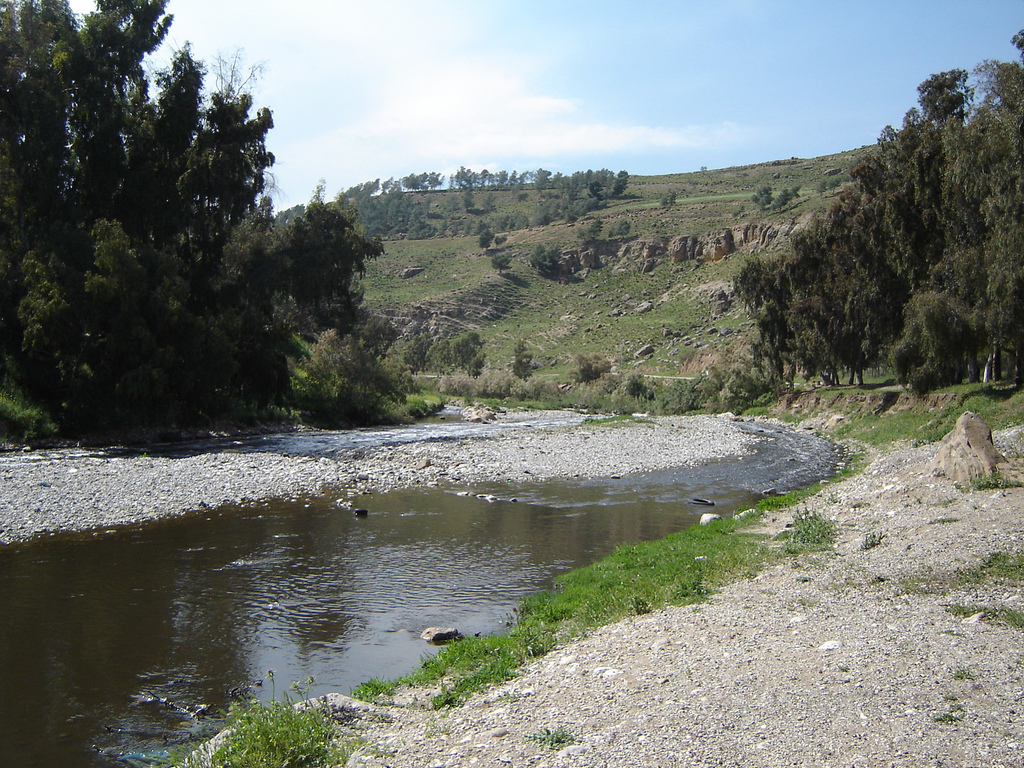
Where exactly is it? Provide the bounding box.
[0,417,839,767]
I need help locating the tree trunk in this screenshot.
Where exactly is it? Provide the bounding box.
[968,355,980,384]
[985,346,1002,383]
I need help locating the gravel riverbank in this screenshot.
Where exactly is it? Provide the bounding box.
[0,412,758,546]
[340,430,1024,768]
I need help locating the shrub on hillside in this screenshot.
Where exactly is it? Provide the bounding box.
[572,354,611,384]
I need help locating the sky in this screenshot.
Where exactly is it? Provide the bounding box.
[70,0,1024,210]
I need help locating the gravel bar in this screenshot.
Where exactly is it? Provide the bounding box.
[0,413,758,546]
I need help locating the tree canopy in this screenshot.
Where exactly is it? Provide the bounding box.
[0,0,380,431]
[736,32,1024,392]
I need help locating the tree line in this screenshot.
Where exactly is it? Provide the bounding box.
[336,168,629,240]
[0,0,384,434]
[737,32,1024,393]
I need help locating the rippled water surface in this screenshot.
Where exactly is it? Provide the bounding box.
[0,418,839,767]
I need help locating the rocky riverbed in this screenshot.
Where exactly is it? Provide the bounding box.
[0,412,759,546]
[323,426,1024,768]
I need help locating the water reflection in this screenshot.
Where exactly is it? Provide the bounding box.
[0,422,838,767]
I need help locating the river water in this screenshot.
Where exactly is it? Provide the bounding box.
[0,415,839,767]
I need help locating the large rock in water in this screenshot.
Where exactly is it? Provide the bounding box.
[929,412,1005,481]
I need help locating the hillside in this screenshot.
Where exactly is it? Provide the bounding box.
[360,148,868,379]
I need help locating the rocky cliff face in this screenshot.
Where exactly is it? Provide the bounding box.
[558,217,806,277]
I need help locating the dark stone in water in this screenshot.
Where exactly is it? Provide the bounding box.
[420,627,462,645]
[353,509,369,517]
[691,497,715,506]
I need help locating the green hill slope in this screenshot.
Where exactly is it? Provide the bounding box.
[361,148,867,379]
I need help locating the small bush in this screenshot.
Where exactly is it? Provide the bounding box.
[526,728,578,750]
[620,374,654,401]
[180,680,353,768]
[0,384,58,442]
[292,329,405,426]
[968,472,1022,491]
[572,354,611,384]
[785,510,838,551]
[861,531,885,551]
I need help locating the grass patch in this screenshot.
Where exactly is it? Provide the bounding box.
[928,517,960,525]
[355,512,775,708]
[948,604,1024,630]
[525,728,578,750]
[965,472,1023,492]
[956,551,1024,587]
[175,680,354,768]
[899,551,1024,598]
[779,510,838,553]
[400,392,445,420]
[0,384,57,442]
[931,703,966,723]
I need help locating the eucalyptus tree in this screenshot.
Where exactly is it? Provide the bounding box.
[0,0,380,428]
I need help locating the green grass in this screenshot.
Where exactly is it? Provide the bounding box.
[899,551,1024,610]
[931,703,966,723]
[353,511,776,708]
[174,685,355,768]
[966,472,1022,491]
[779,509,838,553]
[358,149,870,383]
[0,384,57,442]
[824,382,1024,447]
[948,604,1024,629]
[525,728,579,749]
[352,474,867,710]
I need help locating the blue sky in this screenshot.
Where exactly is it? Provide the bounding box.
[69,0,1023,209]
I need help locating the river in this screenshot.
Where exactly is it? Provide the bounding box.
[0,414,839,767]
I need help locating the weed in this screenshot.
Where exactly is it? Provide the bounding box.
[783,510,838,552]
[966,472,1023,492]
[931,703,965,723]
[351,678,396,703]
[525,728,578,749]
[953,667,975,681]
[424,716,450,739]
[948,604,1024,629]
[929,517,960,525]
[177,678,353,768]
[861,531,885,551]
[630,596,653,615]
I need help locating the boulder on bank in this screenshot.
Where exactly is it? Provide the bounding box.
[929,412,1005,482]
[461,405,498,423]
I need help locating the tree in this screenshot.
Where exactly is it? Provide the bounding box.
[490,251,511,272]
[451,331,485,377]
[281,187,383,331]
[917,69,973,126]
[512,340,533,380]
[0,1,381,429]
[530,244,561,276]
[751,185,773,210]
[572,353,611,383]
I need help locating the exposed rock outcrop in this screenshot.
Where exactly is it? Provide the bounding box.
[929,411,1006,481]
